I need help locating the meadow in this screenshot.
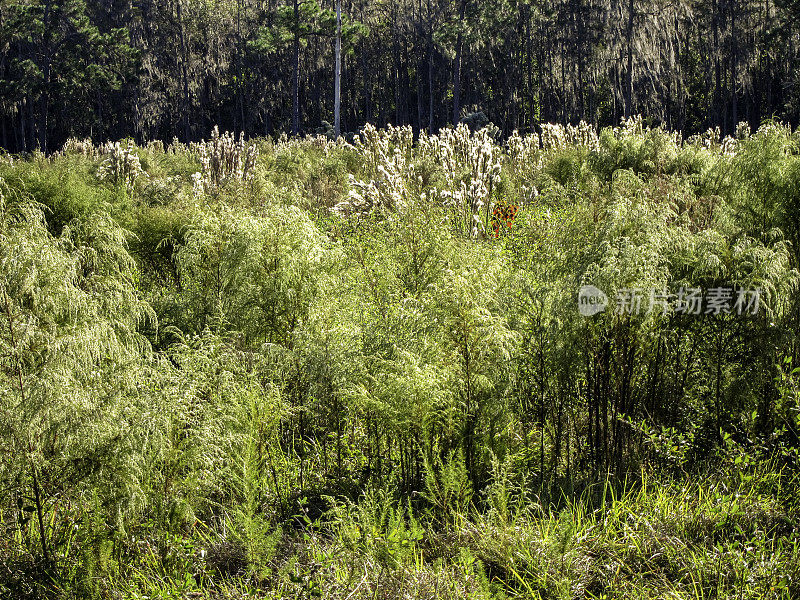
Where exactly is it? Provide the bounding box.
[0,118,799,599]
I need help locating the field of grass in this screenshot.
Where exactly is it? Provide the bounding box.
[0,119,799,598]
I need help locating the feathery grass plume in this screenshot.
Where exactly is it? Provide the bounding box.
[505,130,543,204]
[618,114,646,138]
[167,136,187,155]
[721,135,738,156]
[190,126,259,193]
[506,129,541,164]
[540,123,569,151]
[688,125,722,149]
[61,137,98,158]
[333,123,416,217]
[735,121,751,141]
[566,121,601,152]
[146,140,165,154]
[97,139,148,193]
[274,131,353,156]
[421,123,502,238]
[353,123,414,178]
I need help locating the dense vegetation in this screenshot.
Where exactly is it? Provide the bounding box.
[1,119,800,598]
[4,0,800,151]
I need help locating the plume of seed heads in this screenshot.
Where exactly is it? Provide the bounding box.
[97,140,148,192]
[190,126,258,193]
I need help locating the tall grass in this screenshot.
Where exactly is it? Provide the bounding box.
[0,121,798,598]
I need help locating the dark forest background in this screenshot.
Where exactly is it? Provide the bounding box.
[2,0,800,152]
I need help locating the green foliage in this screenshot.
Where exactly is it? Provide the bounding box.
[0,156,121,234]
[0,175,151,570]
[1,124,800,599]
[174,202,324,345]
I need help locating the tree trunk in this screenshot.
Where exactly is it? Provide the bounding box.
[392,7,400,125]
[712,0,720,127]
[428,20,434,132]
[176,0,191,141]
[525,5,533,129]
[35,0,54,151]
[624,0,635,119]
[292,0,300,136]
[416,57,424,134]
[27,96,35,151]
[16,104,23,152]
[38,66,49,151]
[730,0,737,131]
[334,0,342,136]
[452,0,467,125]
